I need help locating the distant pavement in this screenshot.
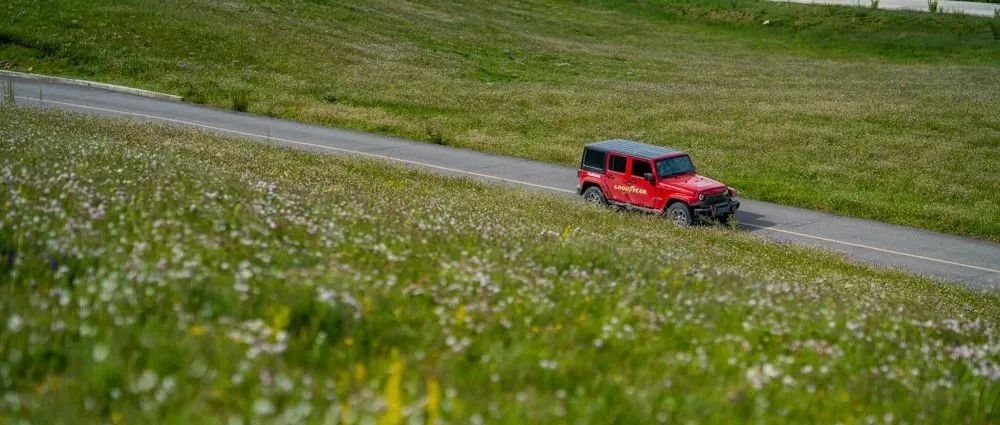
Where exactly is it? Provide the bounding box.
[770,0,1000,16]
[4,75,999,290]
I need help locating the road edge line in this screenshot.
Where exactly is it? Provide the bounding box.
[742,223,1000,274]
[1,70,182,102]
[13,94,999,276]
[13,94,577,194]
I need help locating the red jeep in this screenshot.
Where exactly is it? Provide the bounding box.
[576,139,739,225]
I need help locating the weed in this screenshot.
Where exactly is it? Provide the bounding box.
[181,84,206,104]
[870,0,879,9]
[425,118,448,145]
[0,31,60,57]
[321,92,338,104]
[928,0,940,13]
[264,103,280,118]
[231,90,250,112]
[9,10,26,25]
[992,10,1000,39]
[2,80,14,105]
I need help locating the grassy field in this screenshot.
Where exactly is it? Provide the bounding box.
[1,0,999,240]
[2,106,999,423]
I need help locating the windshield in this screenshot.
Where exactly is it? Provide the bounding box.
[655,155,695,178]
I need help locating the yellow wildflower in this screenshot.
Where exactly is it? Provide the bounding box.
[354,363,366,382]
[426,377,441,425]
[189,325,206,336]
[269,305,290,334]
[378,355,405,425]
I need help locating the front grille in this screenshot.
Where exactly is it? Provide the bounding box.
[704,193,728,204]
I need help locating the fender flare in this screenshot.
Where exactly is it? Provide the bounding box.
[663,197,694,213]
[580,179,607,195]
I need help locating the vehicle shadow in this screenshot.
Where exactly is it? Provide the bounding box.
[601,202,778,232]
[696,211,777,232]
[732,209,777,230]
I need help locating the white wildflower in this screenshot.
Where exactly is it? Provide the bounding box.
[253,398,275,416]
[7,315,23,332]
[133,370,159,393]
[92,344,110,362]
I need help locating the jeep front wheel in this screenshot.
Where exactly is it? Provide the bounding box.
[666,203,692,226]
[582,186,607,206]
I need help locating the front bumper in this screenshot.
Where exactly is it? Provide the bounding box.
[693,199,739,217]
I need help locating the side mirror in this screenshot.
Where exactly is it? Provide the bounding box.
[643,173,655,184]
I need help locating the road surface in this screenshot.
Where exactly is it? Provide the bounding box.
[770,0,1000,16]
[5,76,999,290]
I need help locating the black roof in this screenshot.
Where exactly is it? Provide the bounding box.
[584,139,682,160]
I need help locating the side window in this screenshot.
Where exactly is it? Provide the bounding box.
[631,160,652,177]
[581,149,606,172]
[609,155,627,173]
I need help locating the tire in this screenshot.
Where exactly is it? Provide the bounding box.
[582,186,607,206]
[717,213,733,225]
[666,202,692,226]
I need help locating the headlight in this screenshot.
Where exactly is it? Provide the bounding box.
[698,193,705,201]
[723,189,730,197]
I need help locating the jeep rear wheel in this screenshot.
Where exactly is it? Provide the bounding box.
[582,186,607,206]
[666,203,692,226]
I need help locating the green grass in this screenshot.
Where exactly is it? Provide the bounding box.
[0,1,998,241]
[2,106,999,423]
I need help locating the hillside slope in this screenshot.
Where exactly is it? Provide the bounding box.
[1,107,998,423]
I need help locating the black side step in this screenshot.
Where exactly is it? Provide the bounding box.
[607,200,663,215]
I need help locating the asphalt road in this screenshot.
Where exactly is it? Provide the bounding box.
[769,0,1000,16]
[5,76,999,290]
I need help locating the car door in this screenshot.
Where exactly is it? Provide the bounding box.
[627,158,656,208]
[605,153,629,203]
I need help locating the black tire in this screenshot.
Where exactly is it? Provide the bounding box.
[582,186,607,206]
[666,202,692,226]
[717,213,733,225]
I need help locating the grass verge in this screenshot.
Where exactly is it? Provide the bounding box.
[2,106,998,423]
